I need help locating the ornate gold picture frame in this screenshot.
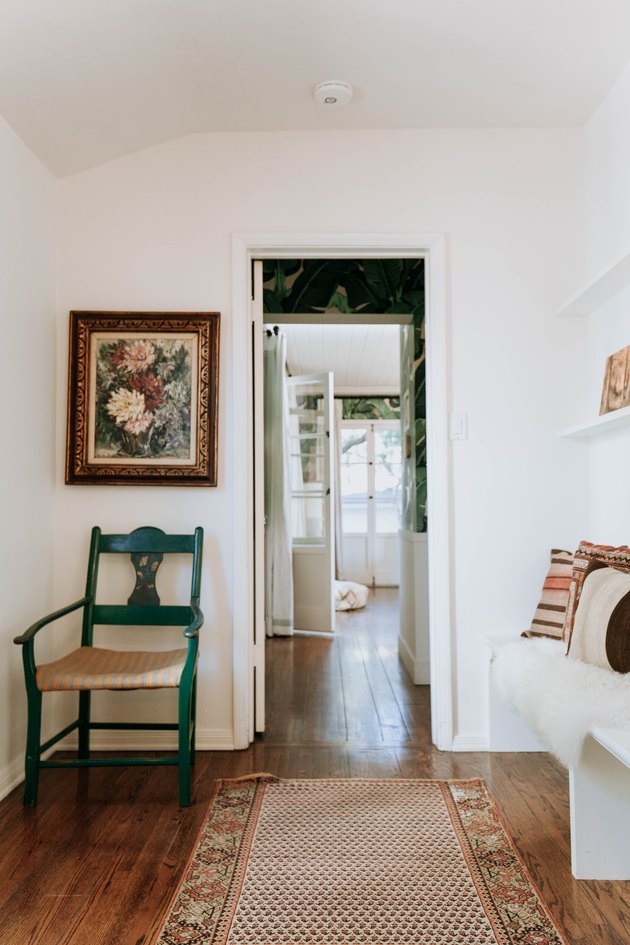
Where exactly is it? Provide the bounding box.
[65,311,220,485]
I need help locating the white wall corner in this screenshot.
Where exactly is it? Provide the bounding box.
[0,743,61,804]
[0,754,25,804]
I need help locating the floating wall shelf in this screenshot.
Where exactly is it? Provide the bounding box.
[558,404,630,439]
[557,247,630,317]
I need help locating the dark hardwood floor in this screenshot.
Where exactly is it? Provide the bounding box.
[0,588,628,944]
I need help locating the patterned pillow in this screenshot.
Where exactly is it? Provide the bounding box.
[567,564,630,673]
[563,541,630,644]
[522,549,573,640]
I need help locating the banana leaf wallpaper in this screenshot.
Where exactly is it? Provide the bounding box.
[263,259,426,531]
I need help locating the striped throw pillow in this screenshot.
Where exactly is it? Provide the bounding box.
[523,549,573,640]
[563,541,630,645]
[567,565,630,673]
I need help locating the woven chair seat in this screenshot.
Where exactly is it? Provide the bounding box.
[36,646,188,692]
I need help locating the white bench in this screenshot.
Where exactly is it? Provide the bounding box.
[485,634,547,752]
[487,635,630,879]
[570,727,630,879]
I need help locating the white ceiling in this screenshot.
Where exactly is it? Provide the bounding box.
[282,323,400,393]
[1,1,630,176]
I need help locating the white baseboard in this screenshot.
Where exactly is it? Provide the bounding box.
[59,727,235,751]
[451,734,490,752]
[0,728,235,801]
[398,634,430,685]
[398,633,415,679]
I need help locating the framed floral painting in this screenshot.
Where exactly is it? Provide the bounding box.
[65,311,220,485]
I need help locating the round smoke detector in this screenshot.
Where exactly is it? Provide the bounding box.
[313,80,353,107]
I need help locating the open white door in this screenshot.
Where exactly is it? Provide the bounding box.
[287,373,335,633]
[251,260,265,732]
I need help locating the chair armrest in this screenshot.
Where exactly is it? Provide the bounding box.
[183,603,204,639]
[13,596,91,645]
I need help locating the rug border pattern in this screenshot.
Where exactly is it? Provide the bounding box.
[444,780,570,945]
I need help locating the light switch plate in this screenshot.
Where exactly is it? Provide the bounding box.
[450,411,468,440]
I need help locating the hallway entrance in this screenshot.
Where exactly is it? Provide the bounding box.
[264,589,425,748]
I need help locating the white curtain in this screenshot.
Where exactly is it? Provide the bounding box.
[263,331,294,637]
[334,398,345,580]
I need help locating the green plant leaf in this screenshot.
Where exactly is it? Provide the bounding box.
[283,259,353,312]
[263,288,283,313]
[339,270,380,311]
[385,301,414,314]
[403,260,425,294]
[327,290,353,314]
[361,259,404,304]
[401,290,425,314]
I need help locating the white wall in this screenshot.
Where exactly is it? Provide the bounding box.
[577,60,630,544]
[0,115,57,796]
[584,59,630,271]
[56,127,587,746]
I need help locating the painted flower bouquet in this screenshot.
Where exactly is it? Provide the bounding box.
[94,338,193,459]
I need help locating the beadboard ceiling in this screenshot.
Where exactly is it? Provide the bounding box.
[281,323,400,394]
[1,1,630,176]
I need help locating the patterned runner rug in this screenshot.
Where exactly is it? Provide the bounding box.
[153,778,568,945]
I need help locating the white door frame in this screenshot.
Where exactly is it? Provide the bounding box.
[231,232,453,750]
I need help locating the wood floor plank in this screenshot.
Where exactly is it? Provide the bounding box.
[0,588,628,944]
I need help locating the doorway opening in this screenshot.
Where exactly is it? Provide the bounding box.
[257,258,428,738]
[231,233,452,752]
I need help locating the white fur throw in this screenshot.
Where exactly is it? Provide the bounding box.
[492,638,630,768]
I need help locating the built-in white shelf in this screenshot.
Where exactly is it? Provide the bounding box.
[557,246,630,317]
[558,404,630,439]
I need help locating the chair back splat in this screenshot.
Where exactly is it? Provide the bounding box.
[13,525,204,807]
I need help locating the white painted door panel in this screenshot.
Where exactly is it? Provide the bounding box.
[288,373,335,633]
[342,535,370,585]
[374,535,400,587]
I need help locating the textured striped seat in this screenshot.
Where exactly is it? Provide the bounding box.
[36,646,188,691]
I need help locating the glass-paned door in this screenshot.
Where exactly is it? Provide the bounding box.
[288,373,335,633]
[374,427,403,532]
[340,420,402,586]
[340,427,369,534]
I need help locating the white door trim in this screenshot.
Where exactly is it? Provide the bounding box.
[231,232,453,750]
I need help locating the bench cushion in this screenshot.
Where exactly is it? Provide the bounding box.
[523,548,573,640]
[564,541,630,643]
[36,646,188,691]
[568,567,630,673]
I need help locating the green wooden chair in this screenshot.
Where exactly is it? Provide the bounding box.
[13,525,203,807]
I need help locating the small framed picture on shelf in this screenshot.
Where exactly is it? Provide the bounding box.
[599,344,630,416]
[65,310,220,485]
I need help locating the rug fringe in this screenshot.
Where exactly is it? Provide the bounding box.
[229,772,279,783]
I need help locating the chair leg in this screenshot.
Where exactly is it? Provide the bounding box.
[78,691,91,759]
[178,683,192,807]
[23,689,42,807]
[190,674,197,766]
